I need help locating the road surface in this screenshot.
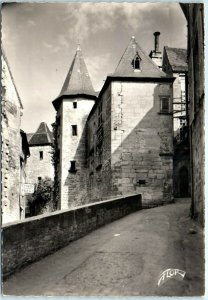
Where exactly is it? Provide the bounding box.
[3,198,204,296]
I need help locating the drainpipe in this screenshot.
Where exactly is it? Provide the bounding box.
[190,125,195,218]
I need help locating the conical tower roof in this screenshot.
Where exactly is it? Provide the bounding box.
[53,45,97,110]
[113,36,167,78]
[59,45,96,98]
[29,122,53,146]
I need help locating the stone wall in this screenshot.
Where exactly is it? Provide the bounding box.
[26,145,54,184]
[2,194,142,278]
[186,4,204,226]
[59,98,95,209]
[87,85,112,201]
[110,81,173,204]
[1,55,22,224]
[86,80,174,205]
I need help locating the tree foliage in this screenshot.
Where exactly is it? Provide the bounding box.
[28,177,54,216]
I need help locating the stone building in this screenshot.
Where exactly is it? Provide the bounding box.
[180,3,204,226]
[52,46,97,209]
[162,47,188,135]
[26,122,54,185]
[53,37,174,209]
[162,46,190,198]
[1,51,30,224]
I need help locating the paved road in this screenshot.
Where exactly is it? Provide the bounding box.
[3,198,204,296]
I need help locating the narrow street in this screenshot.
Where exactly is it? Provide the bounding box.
[3,198,204,296]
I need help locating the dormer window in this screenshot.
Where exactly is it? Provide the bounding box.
[132,53,141,71]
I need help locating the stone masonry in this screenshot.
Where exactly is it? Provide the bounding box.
[53,37,175,208]
[1,52,23,224]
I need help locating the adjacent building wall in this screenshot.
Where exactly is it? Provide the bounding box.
[26,145,54,184]
[1,54,22,223]
[86,80,174,205]
[87,86,112,201]
[110,81,173,204]
[181,3,204,225]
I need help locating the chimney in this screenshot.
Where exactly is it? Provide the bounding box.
[154,31,160,52]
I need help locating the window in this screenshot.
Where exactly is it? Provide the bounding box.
[98,103,103,127]
[160,97,170,113]
[72,125,77,136]
[38,177,42,181]
[39,151,43,160]
[73,102,77,109]
[69,161,77,172]
[132,52,141,70]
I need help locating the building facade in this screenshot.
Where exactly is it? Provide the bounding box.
[26,122,54,185]
[181,3,204,226]
[1,52,30,224]
[162,46,190,198]
[53,37,174,209]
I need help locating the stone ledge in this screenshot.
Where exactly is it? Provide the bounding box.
[2,194,142,278]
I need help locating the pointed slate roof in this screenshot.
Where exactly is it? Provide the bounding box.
[59,45,96,98]
[53,45,97,110]
[113,36,167,78]
[164,46,187,72]
[29,122,53,146]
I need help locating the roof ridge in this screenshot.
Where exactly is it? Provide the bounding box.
[2,48,24,109]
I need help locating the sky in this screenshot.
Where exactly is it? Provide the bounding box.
[2,2,187,133]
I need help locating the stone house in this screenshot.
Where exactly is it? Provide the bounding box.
[26,122,54,184]
[1,51,30,224]
[180,3,204,226]
[162,46,190,198]
[53,37,174,209]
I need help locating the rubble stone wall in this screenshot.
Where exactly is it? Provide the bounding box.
[1,56,22,224]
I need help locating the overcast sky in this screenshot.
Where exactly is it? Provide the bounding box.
[2,2,187,133]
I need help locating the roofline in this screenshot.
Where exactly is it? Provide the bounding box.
[29,142,53,147]
[88,75,175,120]
[52,93,98,111]
[163,46,188,73]
[2,48,24,110]
[102,75,175,96]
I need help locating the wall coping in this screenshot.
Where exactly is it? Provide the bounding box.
[2,193,141,229]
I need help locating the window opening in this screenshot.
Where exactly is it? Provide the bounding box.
[39,151,43,160]
[69,161,77,172]
[72,125,77,136]
[160,97,170,113]
[132,52,141,70]
[73,102,77,109]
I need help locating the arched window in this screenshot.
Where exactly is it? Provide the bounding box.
[132,53,141,71]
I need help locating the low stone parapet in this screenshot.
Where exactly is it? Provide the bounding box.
[2,194,142,278]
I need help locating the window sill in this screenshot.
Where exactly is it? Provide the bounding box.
[69,169,77,173]
[158,112,173,115]
[159,153,173,157]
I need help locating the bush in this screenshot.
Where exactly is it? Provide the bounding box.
[28,177,54,216]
